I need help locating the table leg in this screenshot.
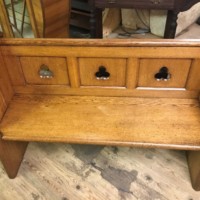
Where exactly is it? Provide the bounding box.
[0,135,28,178]
[164,10,178,38]
[187,151,200,191]
[90,8,102,38]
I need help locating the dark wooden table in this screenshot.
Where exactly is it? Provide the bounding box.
[89,0,200,38]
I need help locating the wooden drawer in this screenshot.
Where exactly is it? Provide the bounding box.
[79,58,126,87]
[94,0,174,9]
[138,59,191,88]
[20,57,69,85]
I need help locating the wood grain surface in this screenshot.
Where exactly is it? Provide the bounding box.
[0,1,14,37]
[0,39,200,191]
[79,58,127,87]
[187,59,200,90]
[0,49,14,121]
[0,135,28,179]
[20,56,70,85]
[3,56,26,86]
[26,0,71,38]
[138,58,191,88]
[1,95,200,150]
[1,40,200,98]
[1,142,200,199]
[187,151,200,191]
[1,38,200,47]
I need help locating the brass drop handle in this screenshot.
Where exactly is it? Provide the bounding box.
[150,0,161,4]
[154,66,171,81]
[95,66,110,80]
[38,64,54,79]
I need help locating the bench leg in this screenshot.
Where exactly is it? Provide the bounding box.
[0,135,28,178]
[187,151,200,191]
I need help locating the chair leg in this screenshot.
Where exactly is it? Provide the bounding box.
[0,135,28,178]
[187,151,200,191]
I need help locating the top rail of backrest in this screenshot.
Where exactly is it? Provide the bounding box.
[1,38,200,47]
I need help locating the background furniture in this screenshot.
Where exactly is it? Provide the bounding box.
[0,39,200,190]
[89,0,200,38]
[71,0,90,30]
[0,0,71,38]
[0,0,14,37]
[26,0,71,38]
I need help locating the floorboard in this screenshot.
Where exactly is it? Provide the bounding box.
[1,142,200,200]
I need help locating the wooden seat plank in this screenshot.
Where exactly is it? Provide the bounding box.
[0,94,200,150]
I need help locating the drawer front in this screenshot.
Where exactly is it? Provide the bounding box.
[95,0,174,9]
[20,57,69,85]
[79,58,126,87]
[138,59,191,88]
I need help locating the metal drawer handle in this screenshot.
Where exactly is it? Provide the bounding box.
[154,66,171,81]
[38,64,54,79]
[95,66,110,80]
[150,0,161,4]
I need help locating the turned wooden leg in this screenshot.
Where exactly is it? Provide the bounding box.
[164,10,178,38]
[0,135,28,178]
[90,8,102,38]
[187,151,200,191]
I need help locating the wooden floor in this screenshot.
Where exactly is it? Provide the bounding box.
[0,142,200,200]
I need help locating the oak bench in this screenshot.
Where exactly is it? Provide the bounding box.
[0,39,199,190]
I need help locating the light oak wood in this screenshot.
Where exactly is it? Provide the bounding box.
[0,92,6,121]
[1,38,200,47]
[187,151,200,191]
[26,0,44,37]
[12,85,199,98]
[0,95,200,150]
[3,56,26,86]
[138,59,192,88]
[0,48,14,119]
[0,44,25,179]
[0,1,14,38]
[187,59,200,90]
[187,94,200,191]
[126,58,139,89]
[79,58,127,87]
[103,8,121,37]
[1,39,199,98]
[3,46,200,59]
[26,0,71,38]
[0,39,200,191]
[0,53,13,104]
[0,134,28,178]
[20,56,70,85]
[67,57,81,88]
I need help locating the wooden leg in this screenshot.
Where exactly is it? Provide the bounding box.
[0,135,28,178]
[90,8,102,38]
[187,151,200,191]
[164,10,178,38]
[95,8,103,38]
